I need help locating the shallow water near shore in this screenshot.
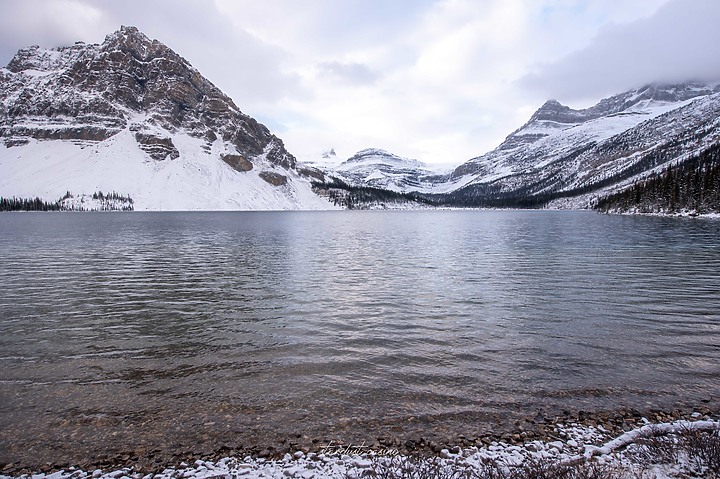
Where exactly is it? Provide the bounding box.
[1,210,719,469]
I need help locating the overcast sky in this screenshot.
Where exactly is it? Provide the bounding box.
[2,0,720,165]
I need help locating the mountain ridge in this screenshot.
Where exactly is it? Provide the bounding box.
[2,26,718,211]
[440,81,720,207]
[314,81,720,211]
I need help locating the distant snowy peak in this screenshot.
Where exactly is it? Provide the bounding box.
[295,147,344,170]
[548,82,720,121]
[338,148,427,170]
[324,148,444,193]
[529,99,578,123]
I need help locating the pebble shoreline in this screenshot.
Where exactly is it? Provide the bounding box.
[1,416,718,479]
[1,406,718,478]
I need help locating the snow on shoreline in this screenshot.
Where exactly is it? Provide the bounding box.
[3,418,718,479]
[603,210,720,219]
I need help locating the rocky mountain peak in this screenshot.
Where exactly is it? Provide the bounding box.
[525,82,720,129]
[102,25,156,60]
[1,26,296,169]
[529,99,574,123]
[6,45,51,72]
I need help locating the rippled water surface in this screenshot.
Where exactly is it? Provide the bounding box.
[1,211,719,465]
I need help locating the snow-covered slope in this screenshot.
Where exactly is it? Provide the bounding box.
[313,83,720,207]
[0,26,336,210]
[4,29,717,211]
[0,129,331,210]
[317,148,446,193]
[443,82,720,206]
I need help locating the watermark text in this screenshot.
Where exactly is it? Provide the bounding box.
[319,441,399,457]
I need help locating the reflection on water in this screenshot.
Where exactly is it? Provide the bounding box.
[1,211,719,461]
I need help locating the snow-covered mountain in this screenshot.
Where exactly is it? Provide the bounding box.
[333,148,428,192]
[3,28,717,211]
[444,82,720,207]
[0,26,335,210]
[314,82,720,208]
[317,148,447,193]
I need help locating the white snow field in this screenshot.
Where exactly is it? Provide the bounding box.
[0,129,337,211]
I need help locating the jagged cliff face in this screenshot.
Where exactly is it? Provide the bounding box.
[0,26,295,169]
[0,26,332,210]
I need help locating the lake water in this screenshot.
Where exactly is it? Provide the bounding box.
[1,210,719,466]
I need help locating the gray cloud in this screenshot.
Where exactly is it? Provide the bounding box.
[98,0,307,104]
[519,0,720,102]
[317,61,379,85]
[3,0,718,164]
[0,0,112,65]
